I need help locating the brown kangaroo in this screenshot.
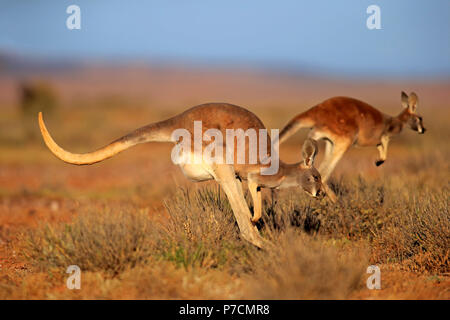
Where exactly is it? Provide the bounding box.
[39,103,327,248]
[278,92,426,182]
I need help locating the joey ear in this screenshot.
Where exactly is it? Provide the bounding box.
[301,138,318,168]
[408,92,418,113]
[401,91,409,109]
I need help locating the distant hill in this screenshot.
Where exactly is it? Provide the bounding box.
[0,52,448,111]
[0,51,82,74]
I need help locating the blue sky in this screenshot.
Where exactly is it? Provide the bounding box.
[1,0,449,77]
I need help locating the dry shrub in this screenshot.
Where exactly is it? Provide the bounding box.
[17,177,448,300]
[103,262,243,299]
[259,175,448,275]
[20,187,252,276]
[0,272,57,300]
[20,207,155,275]
[372,190,449,273]
[245,231,367,299]
[156,187,252,270]
[16,186,368,300]
[259,176,386,240]
[0,262,244,300]
[318,176,387,239]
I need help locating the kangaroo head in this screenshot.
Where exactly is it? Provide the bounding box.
[401,91,426,134]
[297,138,324,198]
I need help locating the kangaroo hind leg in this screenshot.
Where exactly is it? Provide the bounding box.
[211,164,265,248]
[319,139,351,182]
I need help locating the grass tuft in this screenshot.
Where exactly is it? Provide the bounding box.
[20,208,155,276]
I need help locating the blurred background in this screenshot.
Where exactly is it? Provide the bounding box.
[0,0,449,223]
[1,0,449,108]
[0,1,449,300]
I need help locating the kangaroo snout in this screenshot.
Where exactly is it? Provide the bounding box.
[315,188,324,197]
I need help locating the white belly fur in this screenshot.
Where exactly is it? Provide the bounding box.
[174,151,214,181]
[179,163,214,181]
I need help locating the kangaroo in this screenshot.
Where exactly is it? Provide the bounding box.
[38,103,326,248]
[278,92,425,182]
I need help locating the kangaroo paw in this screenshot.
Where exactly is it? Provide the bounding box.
[241,232,264,249]
[375,160,385,167]
[251,216,260,224]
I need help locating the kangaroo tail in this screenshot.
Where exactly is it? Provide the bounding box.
[38,112,175,165]
[278,113,314,144]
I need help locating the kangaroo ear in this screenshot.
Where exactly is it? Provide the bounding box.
[401,91,409,109]
[408,92,418,113]
[302,138,318,168]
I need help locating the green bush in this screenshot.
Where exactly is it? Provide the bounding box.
[19,81,58,139]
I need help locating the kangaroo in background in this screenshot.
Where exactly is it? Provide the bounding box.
[39,103,327,248]
[278,92,426,182]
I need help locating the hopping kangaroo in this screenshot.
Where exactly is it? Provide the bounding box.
[279,92,426,182]
[39,103,326,248]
